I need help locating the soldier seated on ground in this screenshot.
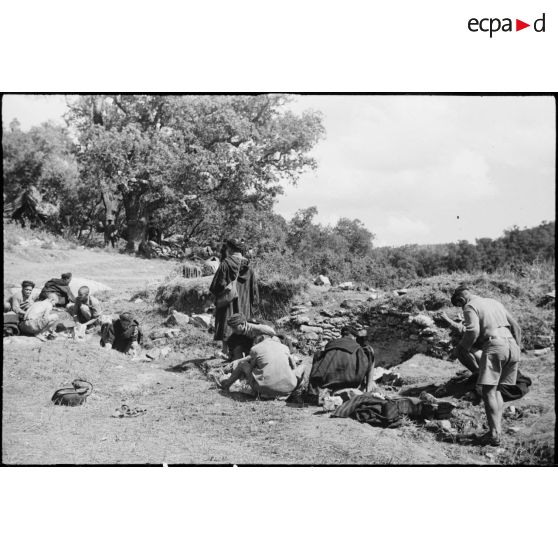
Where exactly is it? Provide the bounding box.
[100,312,143,355]
[39,272,75,308]
[68,286,102,328]
[305,326,374,398]
[19,293,61,341]
[219,335,305,400]
[225,313,276,360]
[9,280,38,320]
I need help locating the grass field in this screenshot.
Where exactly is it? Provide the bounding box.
[2,224,555,465]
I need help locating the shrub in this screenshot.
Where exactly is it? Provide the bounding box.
[255,276,309,321]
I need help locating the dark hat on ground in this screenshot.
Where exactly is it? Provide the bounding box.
[226,238,243,253]
[21,280,35,289]
[227,313,246,327]
[61,272,72,281]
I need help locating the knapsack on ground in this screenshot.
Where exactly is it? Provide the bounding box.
[3,313,20,337]
[52,380,93,406]
[499,371,532,402]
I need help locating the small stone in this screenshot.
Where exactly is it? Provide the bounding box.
[533,347,550,356]
[314,275,331,286]
[190,313,212,330]
[439,420,453,431]
[146,348,162,360]
[134,298,143,304]
[303,331,319,340]
[164,310,190,327]
[294,315,311,326]
[300,325,323,334]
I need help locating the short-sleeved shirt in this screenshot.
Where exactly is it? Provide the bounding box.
[248,338,297,398]
[459,296,514,352]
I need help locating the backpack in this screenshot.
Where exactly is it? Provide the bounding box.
[52,380,93,406]
[499,371,532,402]
[3,313,20,337]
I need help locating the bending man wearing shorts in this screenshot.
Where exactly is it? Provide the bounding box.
[451,285,521,446]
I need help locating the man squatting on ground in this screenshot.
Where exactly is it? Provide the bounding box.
[68,286,102,326]
[449,285,521,446]
[19,292,61,341]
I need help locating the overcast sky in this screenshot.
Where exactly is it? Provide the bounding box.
[2,94,555,247]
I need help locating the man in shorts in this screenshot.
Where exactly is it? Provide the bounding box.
[451,285,521,446]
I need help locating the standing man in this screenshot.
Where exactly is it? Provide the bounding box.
[39,272,75,307]
[9,280,37,319]
[450,285,521,446]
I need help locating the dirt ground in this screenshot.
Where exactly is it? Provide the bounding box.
[2,242,555,465]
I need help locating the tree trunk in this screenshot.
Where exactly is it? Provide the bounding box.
[125,219,145,252]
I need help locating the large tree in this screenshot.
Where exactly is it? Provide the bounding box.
[67,95,325,251]
[3,120,79,228]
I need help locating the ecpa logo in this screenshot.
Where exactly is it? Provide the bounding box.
[468,13,546,37]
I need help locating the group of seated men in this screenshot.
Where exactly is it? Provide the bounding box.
[4,273,140,354]
[217,313,376,401]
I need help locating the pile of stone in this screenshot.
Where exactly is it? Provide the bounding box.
[279,297,457,360]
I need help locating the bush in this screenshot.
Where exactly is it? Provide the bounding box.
[155,277,213,314]
[255,276,309,321]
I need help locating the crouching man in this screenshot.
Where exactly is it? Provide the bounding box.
[220,335,304,399]
[450,285,521,446]
[225,313,276,360]
[306,326,374,396]
[19,293,60,341]
[69,286,102,327]
[100,312,142,355]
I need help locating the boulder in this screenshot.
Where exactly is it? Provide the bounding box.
[303,331,320,341]
[338,281,354,290]
[409,314,435,328]
[314,275,331,287]
[164,310,190,327]
[293,315,311,326]
[190,314,212,330]
[340,299,361,310]
[320,309,335,318]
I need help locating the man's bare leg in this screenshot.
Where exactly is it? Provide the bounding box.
[481,385,501,440]
[220,359,250,390]
[455,345,481,376]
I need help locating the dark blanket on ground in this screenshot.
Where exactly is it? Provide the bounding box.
[332,393,402,427]
[309,337,371,392]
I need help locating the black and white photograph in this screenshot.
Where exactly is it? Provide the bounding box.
[2,93,555,465]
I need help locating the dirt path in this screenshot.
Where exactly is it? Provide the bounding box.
[2,243,555,464]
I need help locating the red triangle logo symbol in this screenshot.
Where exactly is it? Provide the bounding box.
[516,19,530,31]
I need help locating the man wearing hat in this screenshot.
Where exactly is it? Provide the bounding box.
[9,280,37,319]
[450,285,521,446]
[226,313,276,359]
[39,272,76,307]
